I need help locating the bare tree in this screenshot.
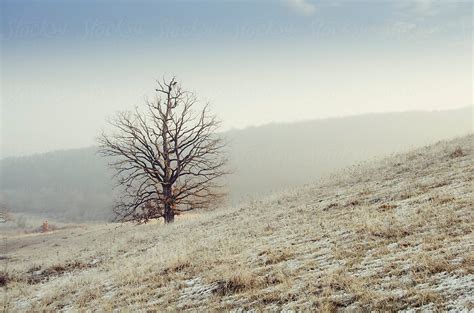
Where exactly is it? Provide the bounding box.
[98,77,228,223]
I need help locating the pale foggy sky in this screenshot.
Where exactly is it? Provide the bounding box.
[1,0,472,157]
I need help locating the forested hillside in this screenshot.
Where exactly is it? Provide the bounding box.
[1,108,471,221]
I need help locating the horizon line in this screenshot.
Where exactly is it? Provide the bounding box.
[1,105,472,160]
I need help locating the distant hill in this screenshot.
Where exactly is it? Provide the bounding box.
[1,107,472,221]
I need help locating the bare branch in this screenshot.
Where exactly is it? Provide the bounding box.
[98,77,228,223]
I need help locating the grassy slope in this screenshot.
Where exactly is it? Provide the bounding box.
[2,135,473,311]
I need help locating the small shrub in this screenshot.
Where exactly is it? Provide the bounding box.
[378,203,397,211]
[0,272,8,287]
[213,272,262,296]
[263,250,292,265]
[449,146,465,158]
[163,259,192,274]
[324,203,339,211]
[346,200,360,207]
[42,220,49,232]
[27,261,91,284]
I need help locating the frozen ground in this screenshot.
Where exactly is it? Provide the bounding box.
[1,134,473,311]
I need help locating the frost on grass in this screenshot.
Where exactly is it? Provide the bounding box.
[2,134,473,311]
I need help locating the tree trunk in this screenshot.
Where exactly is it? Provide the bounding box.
[163,184,174,223]
[164,203,174,223]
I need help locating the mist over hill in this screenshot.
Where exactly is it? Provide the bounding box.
[1,107,471,222]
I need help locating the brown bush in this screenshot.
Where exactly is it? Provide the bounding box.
[449,146,465,158]
[0,272,8,287]
[213,272,262,296]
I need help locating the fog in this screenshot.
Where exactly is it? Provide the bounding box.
[1,1,472,157]
[0,1,472,220]
[1,107,471,221]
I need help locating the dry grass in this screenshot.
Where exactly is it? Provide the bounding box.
[1,134,473,311]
